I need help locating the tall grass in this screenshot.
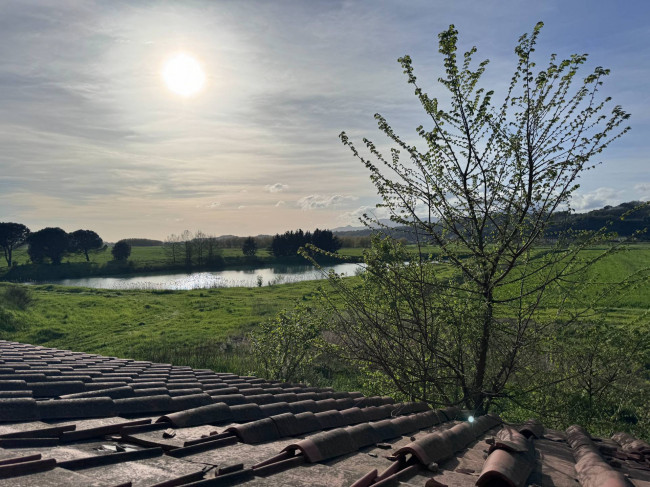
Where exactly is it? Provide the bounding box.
[126,338,258,376]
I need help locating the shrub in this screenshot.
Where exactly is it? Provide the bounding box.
[249,303,324,383]
[3,285,33,310]
[111,240,131,260]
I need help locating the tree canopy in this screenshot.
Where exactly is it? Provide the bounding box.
[242,236,258,256]
[0,222,30,267]
[271,229,341,257]
[27,227,69,265]
[69,230,104,262]
[111,240,131,261]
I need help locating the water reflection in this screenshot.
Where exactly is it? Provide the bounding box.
[44,262,364,290]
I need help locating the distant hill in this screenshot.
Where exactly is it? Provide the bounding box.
[548,201,650,240]
[334,201,650,241]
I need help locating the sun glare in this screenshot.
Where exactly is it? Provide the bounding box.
[162,53,206,97]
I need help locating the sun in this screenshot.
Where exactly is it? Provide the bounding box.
[162,52,206,97]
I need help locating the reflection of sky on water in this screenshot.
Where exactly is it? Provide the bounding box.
[45,263,364,290]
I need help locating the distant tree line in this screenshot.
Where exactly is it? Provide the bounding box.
[0,223,110,266]
[163,230,223,267]
[332,201,650,243]
[215,235,273,249]
[270,229,341,257]
[546,201,650,240]
[121,238,163,247]
[337,235,372,248]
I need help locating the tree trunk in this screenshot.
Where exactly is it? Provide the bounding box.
[472,289,493,413]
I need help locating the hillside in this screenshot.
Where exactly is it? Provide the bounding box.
[334,201,650,241]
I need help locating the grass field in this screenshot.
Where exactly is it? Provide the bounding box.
[0,278,333,371]
[1,244,648,356]
[1,243,648,437]
[0,244,364,281]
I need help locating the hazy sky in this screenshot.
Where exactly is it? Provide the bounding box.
[1,0,648,241]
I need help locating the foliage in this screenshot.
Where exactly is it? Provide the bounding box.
[164,230,222,267]
[69,230,104,262]
[271,229,341,257]
[111,240,132,261]
[546,201,650,240]
[0,308,18,334]
[249,303,324,382]
[27,227,69,265]
[327,22,636,413]
[0,222,30,267]
[163,233,183,265]
[242,236,258,256]
[2,285,33,310]
[495,318,650,439]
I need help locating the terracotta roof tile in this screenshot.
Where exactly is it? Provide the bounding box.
[1,339,649,487]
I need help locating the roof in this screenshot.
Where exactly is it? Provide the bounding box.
[0,339,649,487]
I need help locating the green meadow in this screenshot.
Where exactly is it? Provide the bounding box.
[0,278,329,372]
[1,243,648,433]
[1,244,648,362]
[0,245,365,281]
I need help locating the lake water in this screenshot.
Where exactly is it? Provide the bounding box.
[42,262,364,290]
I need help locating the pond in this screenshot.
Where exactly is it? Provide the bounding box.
[39,262,364,290]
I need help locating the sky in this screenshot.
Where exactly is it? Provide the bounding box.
[0,0,648,242]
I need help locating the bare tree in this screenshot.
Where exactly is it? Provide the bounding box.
[194,230,207,266]
[180,230,193,267]
[163,233,182,264]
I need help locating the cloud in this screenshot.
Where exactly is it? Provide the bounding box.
[265,183,289,193]
[338,205,391,225]
[634,183,650,200]
[571,187,624,212]
[297,194,357,210]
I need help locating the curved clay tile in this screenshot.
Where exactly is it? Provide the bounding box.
[371,418,402,440]
[208,393,247,405]
[295,392,319,401]
[37,397,116,419]
[360,406,390,422]
[115,394,172,415]
[61,385,135,399]
[314,410,347,429]
[611,431,650,456]
[242,393,275,405]
[393,414,501,466]
[226,417,281,444]
[230,403,264,422]
[0,398,38,421]
[273,392,299,403]
[289,399,318,413]
[518,418,545,439]
[157,401,233,427]
[285,428,357,462]
[335,397,355,409]
[313,398,338,411]
[259,401,292,416]
[476,427,535,487]
[566,425,633,487]
[331,408,363,428]
[391,415,421,436]
[395,428,455,465]
[168,393,213,411]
